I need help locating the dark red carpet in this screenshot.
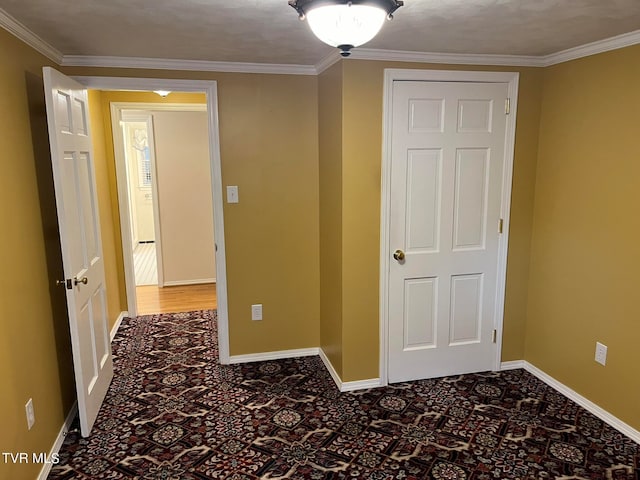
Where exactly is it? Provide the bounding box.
[49,310,639,479]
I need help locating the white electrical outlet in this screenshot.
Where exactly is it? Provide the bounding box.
[595,342,607,366]
[251,304,263,321]
[25,398,35,430]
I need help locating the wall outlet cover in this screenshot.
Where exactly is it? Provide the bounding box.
[595,342,607,366]
[25,398,35,430]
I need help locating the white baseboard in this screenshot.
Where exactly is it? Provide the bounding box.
[229,347,382,392]
[38,402,77,480]
[110,311,129,342]
[228,347,319,364]
[500,360,525,370]
[162,278,216,287]
[342,378,382,392]
[502,360,640,444]
[318,348,382,392]
[318,348,343,390]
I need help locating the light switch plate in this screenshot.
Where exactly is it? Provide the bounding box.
[227,186,239,204]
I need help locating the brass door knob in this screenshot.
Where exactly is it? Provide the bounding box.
[74,276,88,285]
[393,249,405,261]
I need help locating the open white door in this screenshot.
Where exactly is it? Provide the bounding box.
[43,67,113,436]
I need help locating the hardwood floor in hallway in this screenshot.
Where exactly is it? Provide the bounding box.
[136,283,217,315]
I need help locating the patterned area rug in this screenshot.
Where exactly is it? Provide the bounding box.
[49,310,639,479]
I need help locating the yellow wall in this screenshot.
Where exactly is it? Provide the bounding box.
[525,45,640,429]
[87,91,127,327]
[0,29,75,479]
[318,62,344,376]
[501,68,544,360]
[65,77,321,355]
[214,74,320,354]
[337,60,544,380]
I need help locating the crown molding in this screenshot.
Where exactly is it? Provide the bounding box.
[56,28,640,74]
[0,7,62,63]
[541,29,640,66]
[73,76,217,92]
[315,50,342,74]
[60,55,317,76]
[349,48,545,67]
[3,4,640,76]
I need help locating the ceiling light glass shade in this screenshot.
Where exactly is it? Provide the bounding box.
[307,4,386,50]
[290,0,403,56]
[153,90,171,97]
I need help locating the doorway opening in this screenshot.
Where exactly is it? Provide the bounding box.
[121,116,159,287]
[75,76,230,364]
[115,104,217,315]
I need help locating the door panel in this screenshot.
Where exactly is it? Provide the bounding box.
[453,148,489,250]
[403,277,437,349]
[77,152,99,262]
[388,80,508,382]
[449,273,483,345]
[406,149,441,251]
[457,99,493,133]
[43,67,113,436]
[409,98,444,132]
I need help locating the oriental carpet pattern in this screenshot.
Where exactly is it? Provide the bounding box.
[49,310,639,479]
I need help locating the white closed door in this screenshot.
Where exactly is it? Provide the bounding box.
[43,67,113,436]
[388,80,509,383]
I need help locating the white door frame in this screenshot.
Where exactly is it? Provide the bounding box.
[74,76,230,365]
[379,69,519,385]
[114,103,209,292]
[117,110,165,287]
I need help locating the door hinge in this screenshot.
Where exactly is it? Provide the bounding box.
[498,218,504,234]
[56,278,73,290]
[505,98,511,115]
[492,329,497,343]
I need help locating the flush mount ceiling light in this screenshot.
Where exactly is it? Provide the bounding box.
[153,90,171,97]
[289,0,403,57]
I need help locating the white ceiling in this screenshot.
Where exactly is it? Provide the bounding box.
[1,0,640,66]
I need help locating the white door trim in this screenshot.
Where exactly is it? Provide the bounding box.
[73,76,230,365]
[113,104,208,293]
[379,69,519,386]
[114,111,165,288]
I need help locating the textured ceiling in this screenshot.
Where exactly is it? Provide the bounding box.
[1,0,640,65]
